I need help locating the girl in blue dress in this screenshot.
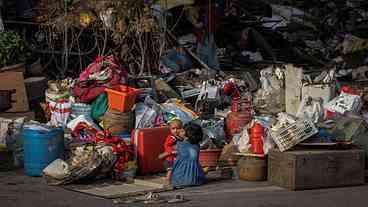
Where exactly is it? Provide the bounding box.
[170,122,206,188]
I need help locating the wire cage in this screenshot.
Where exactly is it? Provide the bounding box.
[269,118,318,152]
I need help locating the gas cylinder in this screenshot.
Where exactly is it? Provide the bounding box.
[226,112,251,140]
[225,97,252,141]
[231,96,252,112]
[249,123,264,154]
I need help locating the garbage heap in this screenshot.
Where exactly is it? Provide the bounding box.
[0,0,367,189]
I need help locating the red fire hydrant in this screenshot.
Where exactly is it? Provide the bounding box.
[249,123,264,155]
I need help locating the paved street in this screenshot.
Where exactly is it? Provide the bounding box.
[1,171,368,207]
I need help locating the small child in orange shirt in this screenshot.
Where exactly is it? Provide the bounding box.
[158,119,184,184]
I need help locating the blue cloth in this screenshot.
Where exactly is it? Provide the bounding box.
[197,33,220,70]
[161,49,193,72]
[171,141,206,187]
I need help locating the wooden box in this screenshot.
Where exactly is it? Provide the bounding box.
[268,148,365,190]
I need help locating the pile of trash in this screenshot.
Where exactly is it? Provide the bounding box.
[1,0,368,187]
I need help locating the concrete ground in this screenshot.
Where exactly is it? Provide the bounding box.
[1,170,368,207]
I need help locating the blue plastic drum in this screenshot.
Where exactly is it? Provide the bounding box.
[22,127,64,176]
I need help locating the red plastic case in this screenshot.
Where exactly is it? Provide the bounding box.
[132,127,170,175]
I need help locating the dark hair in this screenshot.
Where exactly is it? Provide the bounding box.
[184,122,203,145]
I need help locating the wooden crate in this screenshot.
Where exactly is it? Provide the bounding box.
[268,148,365,190]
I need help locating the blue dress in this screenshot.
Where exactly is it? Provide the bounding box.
[171,141,206,187]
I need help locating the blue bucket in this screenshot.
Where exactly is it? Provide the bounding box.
[22,127,64,176]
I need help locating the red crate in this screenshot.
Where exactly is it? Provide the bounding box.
[131,127,170,175]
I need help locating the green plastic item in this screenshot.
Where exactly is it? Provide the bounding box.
[91,93,108,121]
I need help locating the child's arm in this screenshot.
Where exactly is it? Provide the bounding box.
[164,136,177,148]
[158,152,170,160]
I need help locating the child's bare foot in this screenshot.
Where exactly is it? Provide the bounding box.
[163,178,173,189]
[203,167,210,175]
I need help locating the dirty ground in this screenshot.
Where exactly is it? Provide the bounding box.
[1,170,368,207]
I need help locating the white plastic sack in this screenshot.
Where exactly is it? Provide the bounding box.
[234,128,251,153]
[43,159,70,180]
[296,96,324,123]
[48,100,72,127]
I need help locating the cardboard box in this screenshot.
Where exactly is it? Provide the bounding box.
[0,72,29,112]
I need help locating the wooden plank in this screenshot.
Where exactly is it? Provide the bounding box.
[0,111,35,121]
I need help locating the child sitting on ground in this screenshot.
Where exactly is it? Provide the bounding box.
[158,119,184,184]
[170,122,206,188]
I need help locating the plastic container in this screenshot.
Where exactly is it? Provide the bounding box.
[199,149,223,168]
[131,127,170,175]
[105,85,140,112]
[22,127,64,176]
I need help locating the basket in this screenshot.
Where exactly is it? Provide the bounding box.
[105,85,140,112]
[269,119,318,152]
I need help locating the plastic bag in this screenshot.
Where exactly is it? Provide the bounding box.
[234,127,251,153]
[263,133,275,155]
[5,118,25,167]
[161,99,198,124]
[253,67,285,114]
[296,96,324,123]
[135,96,164,128]
[48,100,72,127]
[0,118,12,149]
[43,159,70,180]
[324,92,362,114]
[91,93,108,121]
[200,119,226,148]
[1,117,24,150]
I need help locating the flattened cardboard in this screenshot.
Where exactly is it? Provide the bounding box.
[0,72,29,112]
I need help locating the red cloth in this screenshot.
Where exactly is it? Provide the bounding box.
[164,135,177,162]
[72,55,128,103]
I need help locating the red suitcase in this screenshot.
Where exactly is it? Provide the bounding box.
[132,127,170,175]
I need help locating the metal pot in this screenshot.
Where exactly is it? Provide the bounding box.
[0,89,16,112]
